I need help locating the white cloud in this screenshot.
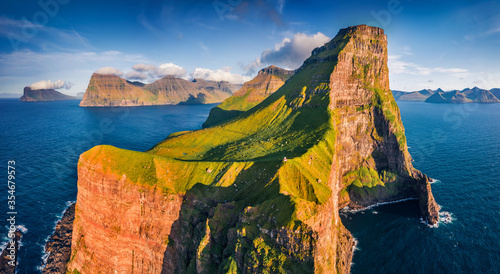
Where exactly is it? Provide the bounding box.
[192,67,251,84]
[388,55,470,77]
[125,70,148,80]
[132,64,156,72]
[0,49,150,95]
[29,80,72,90]
[95,67,124,76]
[261,32,330,68]
[157,63,187,78]
[0,16,91,51]
[244,32,330,74]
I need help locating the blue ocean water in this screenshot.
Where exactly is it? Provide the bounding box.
[342,101,500,273]
[0,99,499,273]
[0,99,216,273]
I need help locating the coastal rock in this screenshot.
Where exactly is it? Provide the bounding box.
[68,25,440,273]
[202,65,294,128]
[0,229,22,273]
[19,87,76,102]
[42,203,75,273]
[79,74,239,107]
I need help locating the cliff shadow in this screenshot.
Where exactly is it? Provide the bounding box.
[161,161,313,273]
[202,107,245,128]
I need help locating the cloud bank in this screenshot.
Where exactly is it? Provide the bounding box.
[389,55,470,77]
[29,80,72,90]
[122,63,249,84]
[245,32,330,74]
[192,67,251,84]
[95,67,124,76]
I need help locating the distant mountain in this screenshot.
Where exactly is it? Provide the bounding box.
[20,87,77,102]
[425,87,500,103]
[80,74,240,107]
[487,88,500,101]
[392,89,435,101]
[0,93,22,98]
[202,65,294,128]
[76,92,85,99]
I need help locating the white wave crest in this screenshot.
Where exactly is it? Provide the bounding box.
[421,210,455,228]
[429,178,441,184]
[342,198,418,213]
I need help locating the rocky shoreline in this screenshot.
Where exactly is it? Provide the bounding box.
[42,203,75,273]
[0,229,23,273]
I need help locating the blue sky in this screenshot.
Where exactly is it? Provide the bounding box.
[1,0,499,95]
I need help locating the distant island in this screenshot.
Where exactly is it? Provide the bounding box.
[392,87,500,103]
[79,73,240,107]
[202,65,294,128]
[20,87,77,102]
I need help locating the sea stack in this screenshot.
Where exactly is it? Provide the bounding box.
[67,25,439,273]
[19,87,76,101]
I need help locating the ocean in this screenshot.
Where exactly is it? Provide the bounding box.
[0,99,499,273]
[0,99,217,273]
[342,101,500,273]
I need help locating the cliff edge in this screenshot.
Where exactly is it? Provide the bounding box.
[68,25,439,273]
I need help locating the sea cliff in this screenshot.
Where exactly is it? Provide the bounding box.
[19,87,76,101]
[79,74,239,107]
[67,25,439,273]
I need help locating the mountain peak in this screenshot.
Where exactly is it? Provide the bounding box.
[258,65,295,76]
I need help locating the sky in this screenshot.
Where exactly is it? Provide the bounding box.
[1,0,500,96]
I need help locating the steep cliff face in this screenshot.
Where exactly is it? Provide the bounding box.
[69,25,439,273]
[203,65,294,128]
[79,74,238,107]
[19,87,76,101]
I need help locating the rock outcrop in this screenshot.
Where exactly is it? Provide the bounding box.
[79,74,239,107]
[68,25,439,273]
[425,87,500,103]
[19,87,76,101]
[0,229,22,273]
[202,65,294,128]
[42,203,75,273]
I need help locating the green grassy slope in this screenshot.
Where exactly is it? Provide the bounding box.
[74,25,434,273]
[202,66,294,128]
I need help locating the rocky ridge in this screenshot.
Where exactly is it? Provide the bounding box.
[79,74,239,107]
[67,25,439,273]
[392,87,500,103]
[425,87,500,103]
[203,65,294,128]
